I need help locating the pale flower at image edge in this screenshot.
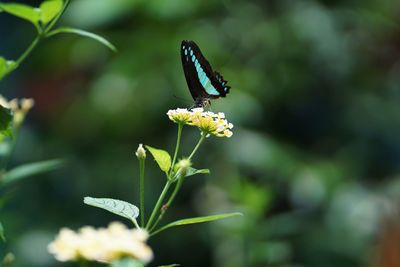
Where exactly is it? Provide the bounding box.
[48,222,153,264]
[0,95,34,112]
[0,94,35,125]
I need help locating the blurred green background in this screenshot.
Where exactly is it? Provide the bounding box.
[1,0,400,266]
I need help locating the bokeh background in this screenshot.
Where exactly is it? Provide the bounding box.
[1,0,400,266]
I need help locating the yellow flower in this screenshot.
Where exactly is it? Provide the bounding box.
[166,108,234,138]
[48,222,153,264]
[167,108,193,124]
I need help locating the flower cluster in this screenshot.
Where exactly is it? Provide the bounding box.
[167,108,233,138]
[0,95,35,125]
[48,222,153,264]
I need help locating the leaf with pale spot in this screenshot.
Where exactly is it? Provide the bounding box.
[0,57,18,81]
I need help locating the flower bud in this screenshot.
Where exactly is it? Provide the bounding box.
[135,144,146,160]
[174,158,192,180]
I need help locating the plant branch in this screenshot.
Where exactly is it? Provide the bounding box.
[145,180,172,230]
[150,133,207,232]
[15,35,41,68]
[188,133,206,160]
[149,174,184,233]
[169,123,183,177]
[139,158,145,227]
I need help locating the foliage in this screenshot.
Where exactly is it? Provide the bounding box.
[0,106,12,139]
[0,0,115,82]
[0,0,115,265]
[2,0,400,266]
[82,110,241,266]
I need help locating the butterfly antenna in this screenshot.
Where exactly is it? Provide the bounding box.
[172,94,192,106]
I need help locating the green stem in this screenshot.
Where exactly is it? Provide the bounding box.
[188,133,206,160]
[150,226,164,236]
[0,0,73,167]
[147,124,184,231]
[145,180,172,230]
[0,37,42,167]
[15,35,42,67]
[149,133,207,233]
[169,123,183,177]
[79,260,88,267]
[132,218,140,229]
[149,175,184,233]
[5,0,70,78]
[139,158,145,227]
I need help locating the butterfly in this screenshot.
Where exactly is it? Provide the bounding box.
[180,40,230,108]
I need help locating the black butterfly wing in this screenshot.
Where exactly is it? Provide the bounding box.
[180,40,209,101]
[213,71,230,97]
[180,40,230,101]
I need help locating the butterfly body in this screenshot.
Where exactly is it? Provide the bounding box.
[180,40,230,107]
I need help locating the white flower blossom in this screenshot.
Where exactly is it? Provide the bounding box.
[48,222,153,264]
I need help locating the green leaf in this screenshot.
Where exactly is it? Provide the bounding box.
[171,166,209,181]
[152,212,243,235]
[39,0,63,24]
[2,159,64,185]
[111,258,144,267]
[46,27,117,52]
[146,145,171,173]
[0,221,5,242]
[0,57,7,80]
[185,167,210,177]
[6,60,17,73]
[0,58,18,81]
[0,3,40,25]
[84,197,139,221]
[159,265,180,267]
[0,106,13,140]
